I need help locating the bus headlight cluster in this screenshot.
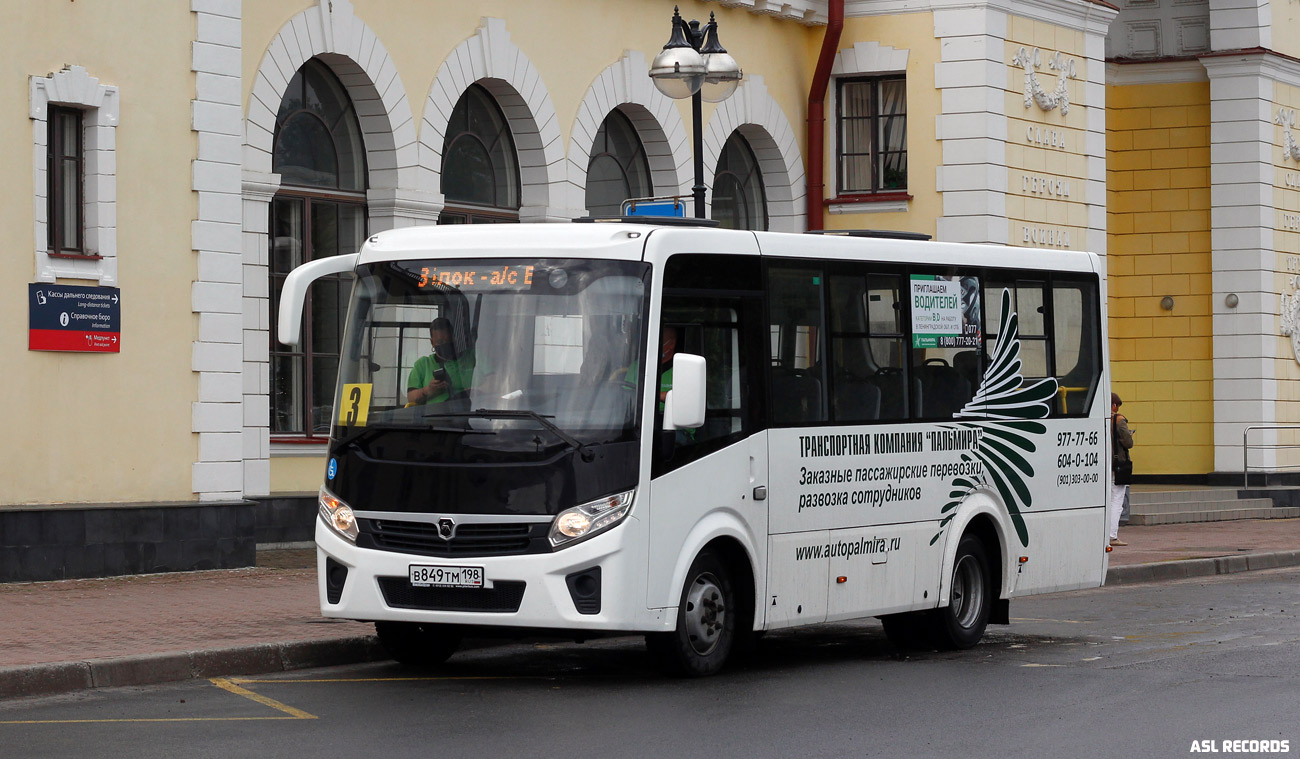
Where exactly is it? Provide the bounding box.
[319,486,358,543]
[548,490,635,549]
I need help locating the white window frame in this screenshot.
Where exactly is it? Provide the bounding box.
[30,65,120,285]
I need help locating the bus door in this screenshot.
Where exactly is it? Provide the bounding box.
[646,254,768,618]
[763,262,834,628]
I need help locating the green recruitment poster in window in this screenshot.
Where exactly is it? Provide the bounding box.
[910,275,981,348]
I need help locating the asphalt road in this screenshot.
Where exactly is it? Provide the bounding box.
[3,568,1297,759]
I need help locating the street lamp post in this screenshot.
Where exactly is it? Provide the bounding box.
[649,7,742,219]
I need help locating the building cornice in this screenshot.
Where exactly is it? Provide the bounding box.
[1106,59,1208,86]
[849,0,1116,34]
[703,0,827,25]
[1200,48,1300,89]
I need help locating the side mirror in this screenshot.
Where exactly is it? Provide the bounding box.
[276,253,360,346]
[663,353,706,430]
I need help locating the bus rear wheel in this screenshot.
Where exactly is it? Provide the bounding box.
[646,551,736,677]
[375,621,462,667]
[930,534,992,650]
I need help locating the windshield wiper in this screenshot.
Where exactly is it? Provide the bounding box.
[462,408,597,462]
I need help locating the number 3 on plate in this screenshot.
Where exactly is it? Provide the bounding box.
[338,383,373,426]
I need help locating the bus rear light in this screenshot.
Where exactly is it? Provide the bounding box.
[548,489,636,549]
[319,486,359,543]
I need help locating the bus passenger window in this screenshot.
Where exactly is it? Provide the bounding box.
[911,274,980,419]
[985,280,1048,381]
[768,266,828,425]
[828,272,904,421]
[1053,281,1100,415]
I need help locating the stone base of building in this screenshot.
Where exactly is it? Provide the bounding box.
[0,496,324,583]
[249,493,318,546]
[0,501,256,583]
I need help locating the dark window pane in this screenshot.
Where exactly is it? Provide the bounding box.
[272,355,304,433]
[59,160,79,247]
[714,132,766,231]
[585,154,628,217]
[443,137,497,206]
[49,106,83,254]
[270,197,305,274]
[585,111,651,216]
[442,84,519,210]
[310,277,343,355]
[311,201,340,260]
[312,355,340,434]
[274,59,367,191]
[275,113,339,187]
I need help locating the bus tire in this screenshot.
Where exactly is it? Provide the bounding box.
[646,551,736,677]
[930,533,992,650]
[375,621,461,667]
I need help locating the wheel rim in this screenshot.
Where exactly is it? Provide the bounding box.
[683,571,726,656]
[950,554,985,629]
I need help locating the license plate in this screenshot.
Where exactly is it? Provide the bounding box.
[408,564,484,588]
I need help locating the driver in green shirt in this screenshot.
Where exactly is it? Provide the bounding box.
[407,317,476,404]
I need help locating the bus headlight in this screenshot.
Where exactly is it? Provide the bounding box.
[319,486,359,543]
[548,489,635,549]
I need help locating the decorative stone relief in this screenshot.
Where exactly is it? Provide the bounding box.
[1281,276,1300,365]
[1278,108,1300,161]
[1011,47,1077,116]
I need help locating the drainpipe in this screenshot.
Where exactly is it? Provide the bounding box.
[807,0,844,231]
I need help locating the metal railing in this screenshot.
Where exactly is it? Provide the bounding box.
[1241,425,1300,487]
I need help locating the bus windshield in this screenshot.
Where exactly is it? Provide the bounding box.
[334,258,650,459]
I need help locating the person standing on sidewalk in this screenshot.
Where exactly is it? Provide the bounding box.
[1110,392,1134,547]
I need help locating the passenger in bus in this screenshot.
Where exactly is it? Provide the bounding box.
[407,317,476,404]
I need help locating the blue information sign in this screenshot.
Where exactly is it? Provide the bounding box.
[623,198,687,218]
[29,283,121,353]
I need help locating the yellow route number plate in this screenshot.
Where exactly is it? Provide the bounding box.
[338,383,373,426]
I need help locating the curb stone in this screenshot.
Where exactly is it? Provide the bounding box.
[1105,549,1300,586]
[0,636,385,702]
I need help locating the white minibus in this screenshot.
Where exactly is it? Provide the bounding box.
[278,221,1109,676]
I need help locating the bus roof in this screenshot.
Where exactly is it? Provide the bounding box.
[355,223,1100,275]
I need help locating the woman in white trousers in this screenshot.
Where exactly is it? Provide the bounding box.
[1109,392,1134,547]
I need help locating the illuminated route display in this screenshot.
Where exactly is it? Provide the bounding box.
[416,264,535,290]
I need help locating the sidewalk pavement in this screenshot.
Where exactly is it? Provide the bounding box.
[2,519,1298,700]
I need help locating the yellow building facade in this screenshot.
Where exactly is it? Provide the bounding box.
[11,0,1206,582]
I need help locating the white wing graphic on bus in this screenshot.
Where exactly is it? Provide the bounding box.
[932,289,1059,548]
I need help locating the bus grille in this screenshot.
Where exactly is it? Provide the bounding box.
[359,519,548,557]
[378,578,526,613]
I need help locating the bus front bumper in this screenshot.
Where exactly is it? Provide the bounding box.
[314,516,665,632]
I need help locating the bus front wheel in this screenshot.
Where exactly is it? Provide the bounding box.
[646,551,736,677]
[375,621,462,667]
[930,534,992,650]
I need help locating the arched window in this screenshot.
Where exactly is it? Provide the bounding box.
[585,110,652,217]
[440,84,520,224]
[269,59,368,436]
[712,132,767,231]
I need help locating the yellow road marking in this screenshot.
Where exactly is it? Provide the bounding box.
[0,717,300,725]
[229,676,524,684]
[1010,617,1087,624]
[209,677,316,720]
